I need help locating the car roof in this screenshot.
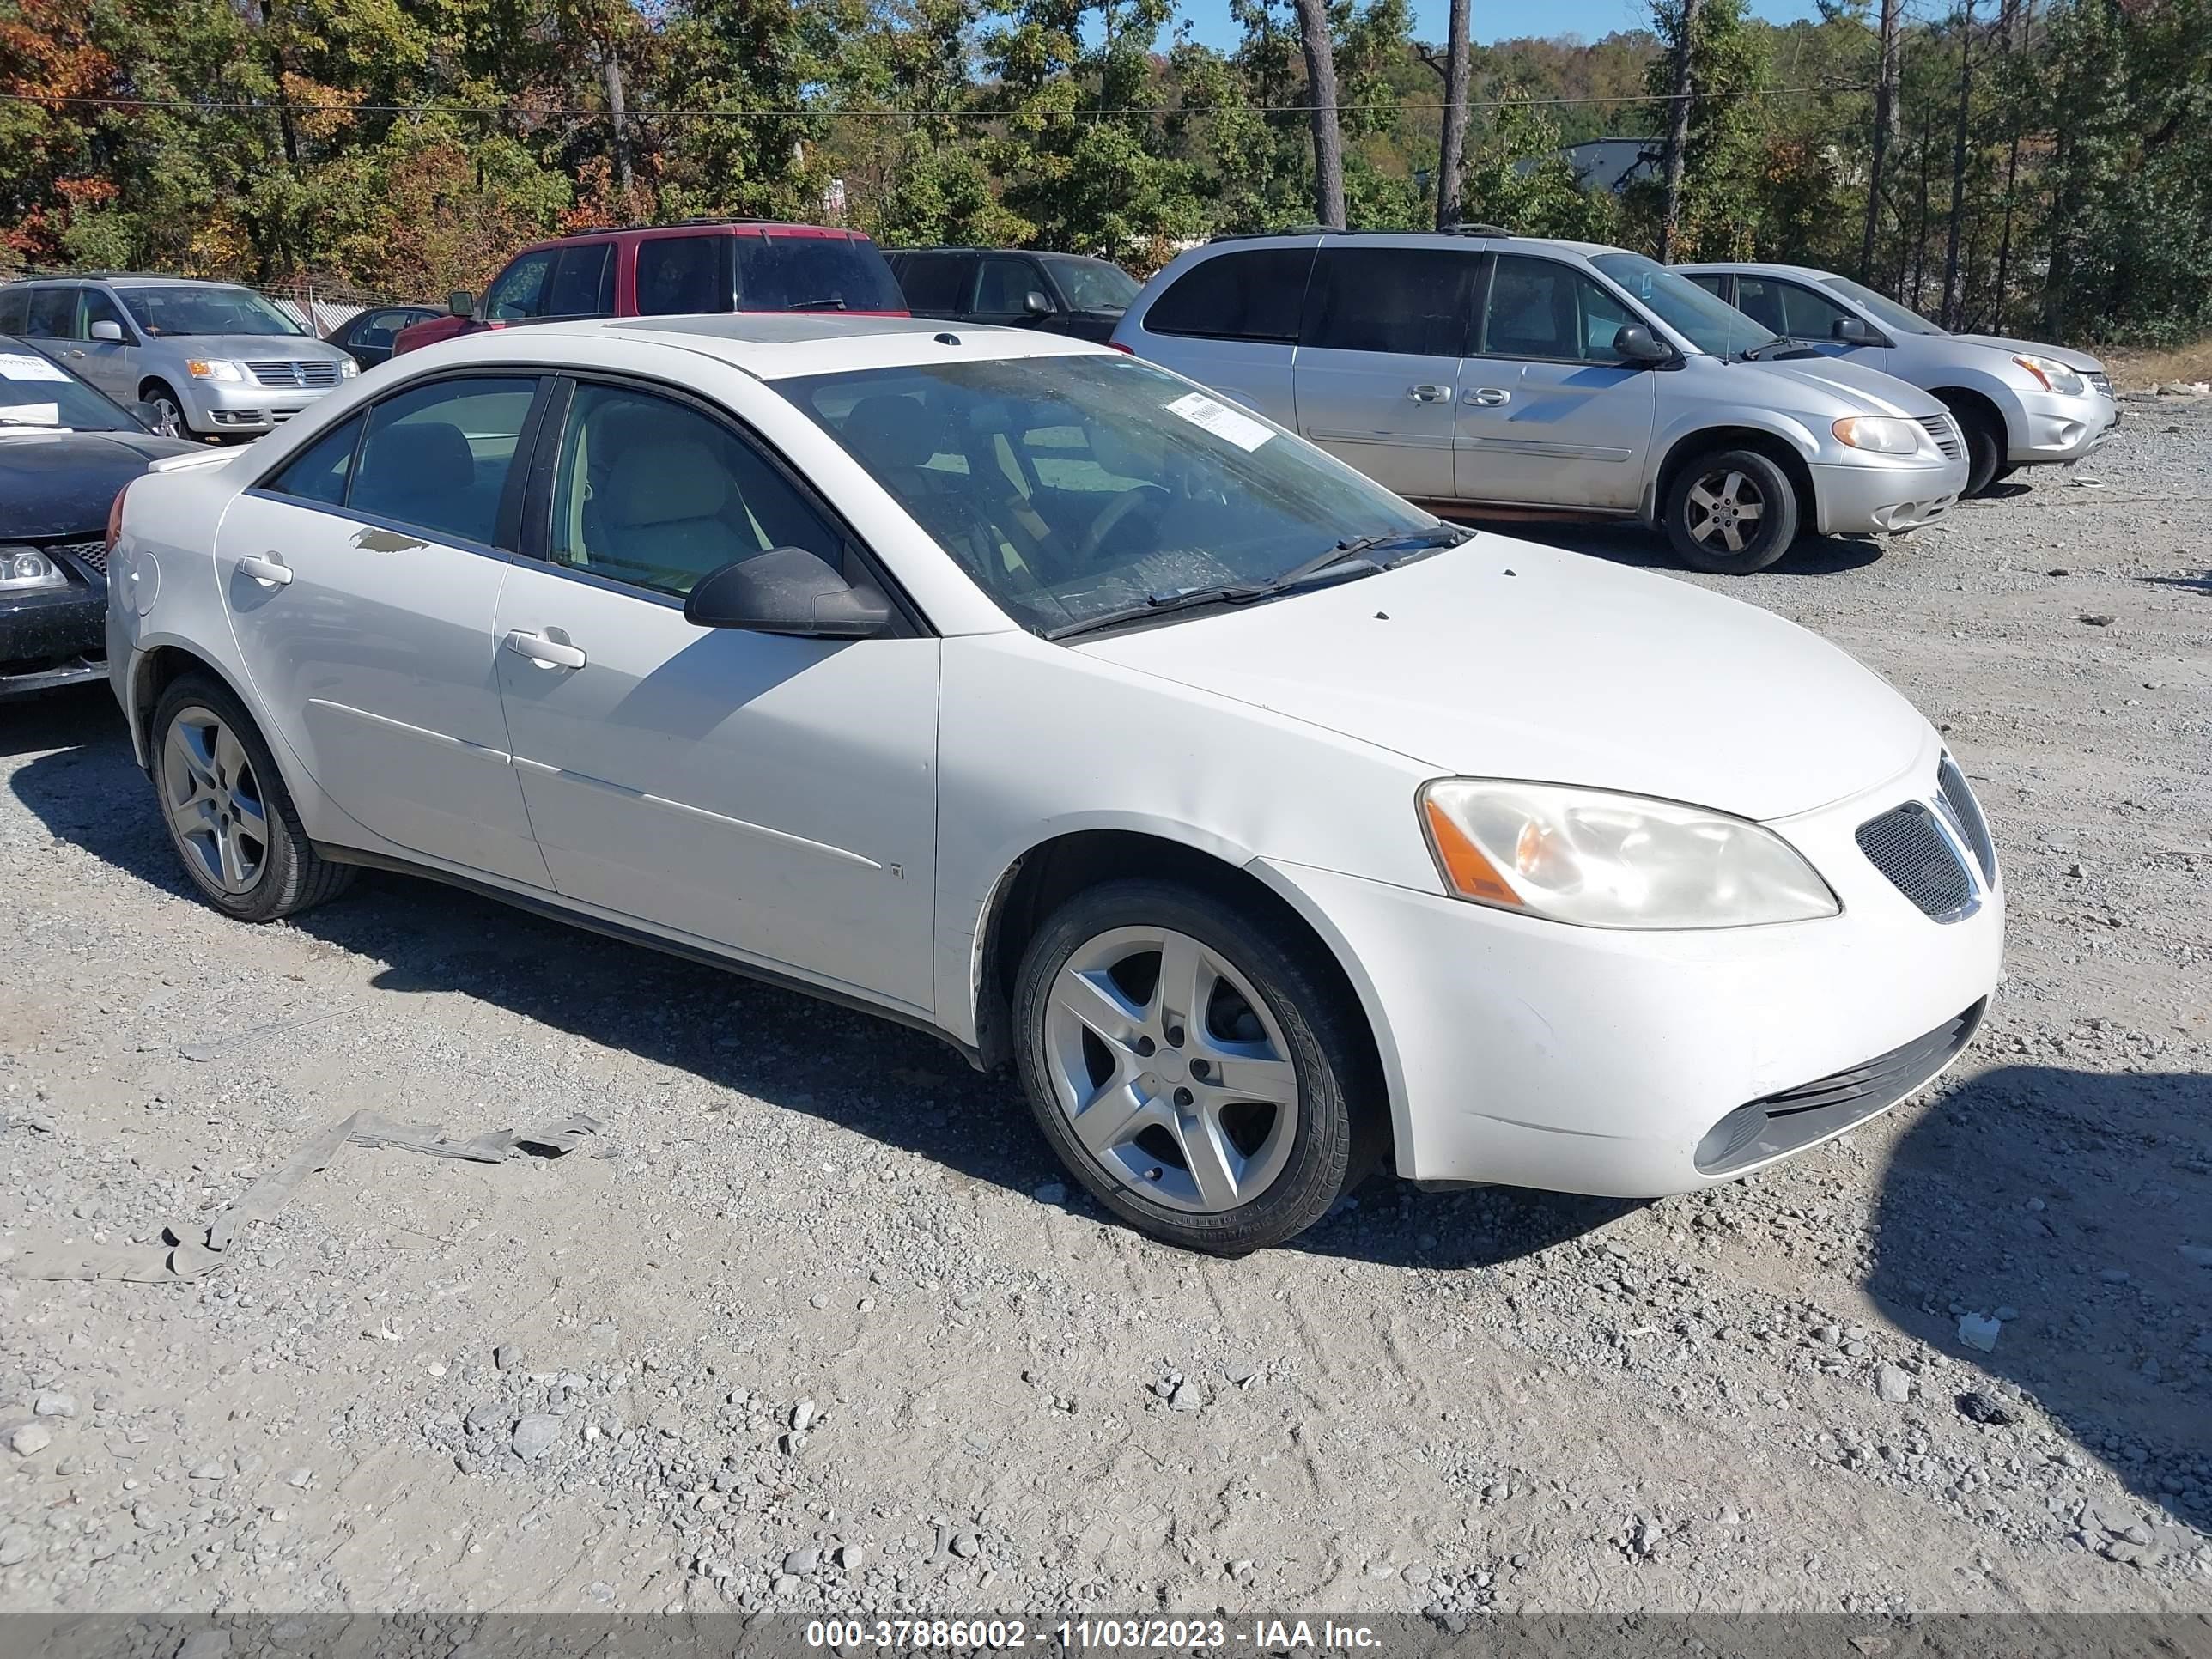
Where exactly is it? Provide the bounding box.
[896,247,1107,259]
[453,312,1112,380]
[1195,229,1624,260]
[1675,260,1838,281]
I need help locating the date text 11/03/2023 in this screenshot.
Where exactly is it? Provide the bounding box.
[803,1620,1383,1650]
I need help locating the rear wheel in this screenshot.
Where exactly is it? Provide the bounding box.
[1662,447,1799,574]
[1012,879,1381,1255]
[152,674,355,922]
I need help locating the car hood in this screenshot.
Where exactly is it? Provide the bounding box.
[1740,352,1948,417]
[152,333,350,363]
[1949,333,2106,374]
[1076,538,1930,823]
[0,428,203,541]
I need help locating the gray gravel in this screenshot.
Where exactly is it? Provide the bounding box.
[2,396,2208,1616]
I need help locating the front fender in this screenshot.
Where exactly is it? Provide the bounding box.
[1640,410,1825,522]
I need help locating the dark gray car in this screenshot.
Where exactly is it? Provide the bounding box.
[888,248,1140,343]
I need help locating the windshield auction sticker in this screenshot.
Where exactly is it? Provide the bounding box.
[1166,390,1273,453]
[0,352,70,382]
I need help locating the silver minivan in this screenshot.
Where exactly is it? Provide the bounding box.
[1113,231,1970,574]
[0,275,358,441]
[1674,262,2119,495]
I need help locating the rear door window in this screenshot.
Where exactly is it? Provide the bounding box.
[545,243,616,317]
[0,287,27,334]
[484,252,555,320]
[1142,248,1313,342]
[635,234,726,315]
[1302,247,1476,356]
[348,376,539,549]
[896,253,970,312]
[25,287,78,339]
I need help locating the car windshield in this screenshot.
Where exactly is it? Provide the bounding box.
[0,344,137,432]
[781,354,1439,636]
[1818,273,1948,336]
[1048,258,1140,313]
[737,235,906,313]
[1591,252,1778,356]
[119,285,306,337]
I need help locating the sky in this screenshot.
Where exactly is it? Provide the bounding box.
[1165,0,1825,52]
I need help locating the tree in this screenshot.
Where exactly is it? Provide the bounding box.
[1290,0,1346,225]
[1432,0,1470,228]
[1860,0,1902,278]
[1655,0,1700,261]
[1937,0,1974,327]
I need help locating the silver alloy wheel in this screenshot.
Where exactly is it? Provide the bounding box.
[1686,467,1765,554]
[146,394,185,438]
[1042,926,1300,1214]
[161,707,269,895]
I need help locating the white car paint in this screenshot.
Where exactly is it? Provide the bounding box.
[108,315,2002,1206]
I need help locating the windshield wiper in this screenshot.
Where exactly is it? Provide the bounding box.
[790,297,848,312]
[1047,553,1388,641]
[1736,337,1817,362]
[1332,522,1473,565]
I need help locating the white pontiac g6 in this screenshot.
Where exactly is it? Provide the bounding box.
[106,316,2002,1253]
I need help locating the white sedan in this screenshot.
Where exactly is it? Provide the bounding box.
[105,316,2003,1253]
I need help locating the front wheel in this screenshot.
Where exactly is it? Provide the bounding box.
[1662,447,1799,574]
[1954,409,2005,495]
[1011,879,1381,1255]
[151,674,356,921]
[141,381,190,440]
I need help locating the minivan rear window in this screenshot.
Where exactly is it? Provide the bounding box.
[1143,247,1315,343]
[737,234,904,313]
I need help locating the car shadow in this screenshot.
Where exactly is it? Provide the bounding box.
[9,711,1618,1271]
[1868,1062,2212,1538]
[1443,514,1887,575]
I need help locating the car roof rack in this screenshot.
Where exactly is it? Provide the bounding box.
[1206,223,1516,245]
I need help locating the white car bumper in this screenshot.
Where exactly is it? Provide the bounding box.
[1266,743,2003,1195]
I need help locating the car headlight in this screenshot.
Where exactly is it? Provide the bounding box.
[2013,354,2085,397]
[1831,416,1925,455]
[338,357,360,377]
[185,358,246,383]
[1417,779,1840,929]
[0,546,69,592]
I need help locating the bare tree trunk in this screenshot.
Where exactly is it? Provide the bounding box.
[1292,0,1346,227]
[1990,0,2028,331]
[603,48,632,200]
[1939,0,1974,328]
[1656,0,1701,262]
[1435,0,1472,229]
[1860,0,1901,277]
[1910,111,1933,311]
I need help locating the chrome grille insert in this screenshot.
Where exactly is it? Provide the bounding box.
[1856,800,1976,921]
[1915,414,1964,461]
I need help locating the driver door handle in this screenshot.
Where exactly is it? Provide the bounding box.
[236,553,293,586]
[506,629,587,670]
[1465,387,1511,406]
[1407,384,1450,403]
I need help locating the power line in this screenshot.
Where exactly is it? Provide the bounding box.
[0,83,1873,123]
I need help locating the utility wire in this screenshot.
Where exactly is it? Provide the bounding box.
[0,82,1873,122]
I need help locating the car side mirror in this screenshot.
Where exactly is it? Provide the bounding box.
[1831,316,1880,345]
[1022,290,1055,319]
[89,320,125,343]
[131,399,162,428]
[684,546,894,639]
[447,289,474,319]
[1613,324,1673,366]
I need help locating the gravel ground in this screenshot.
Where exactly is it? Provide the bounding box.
[3,394,2209,1619]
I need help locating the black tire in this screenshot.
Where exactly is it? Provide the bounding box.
[1990,463,2020,485]
[140,381,191,440]
[1952,406,2004,495]
[150,672,356,921]
[1011,878,1383,1255]
[1662,446,1800,574]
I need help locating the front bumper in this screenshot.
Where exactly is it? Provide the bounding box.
[2008,389,2120,465]
[1,548,108,697]
[1263,735,2002,1195]
[1809,457,1967,536]
[182,378,341,435]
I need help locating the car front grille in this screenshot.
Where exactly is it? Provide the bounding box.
[2087,369,2112,397]
[47,537,107,574]
[1936,755,1997,884]
[247,360,342,388]
[1916,414,1964,460]
[1856,799,1976,920]
[1696,1000,1986,1175]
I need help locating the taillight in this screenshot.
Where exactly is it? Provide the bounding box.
[1107,341,1133,354]
[106,479,133,551]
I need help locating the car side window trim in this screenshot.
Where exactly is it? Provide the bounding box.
[240,370,554,561]
[512,369,935,640]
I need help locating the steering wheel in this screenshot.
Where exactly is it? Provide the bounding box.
[1075,483,1171,564]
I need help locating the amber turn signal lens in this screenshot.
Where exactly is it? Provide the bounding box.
[1421,796,1522,908]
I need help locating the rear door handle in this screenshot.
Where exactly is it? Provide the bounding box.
[1465,387,1511,406]
[236,553,293,586]
[506,629,586,670]
[1407,384,1450,404]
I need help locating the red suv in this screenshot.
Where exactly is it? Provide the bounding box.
[392,220,906,356]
